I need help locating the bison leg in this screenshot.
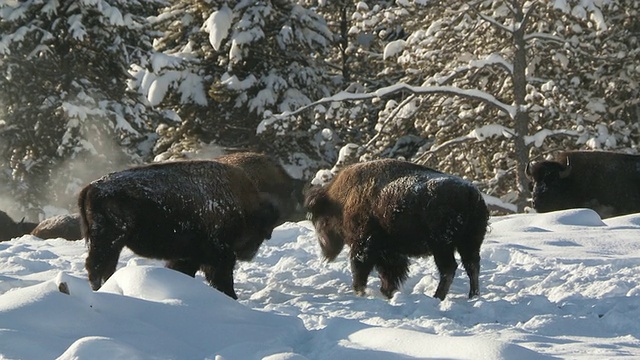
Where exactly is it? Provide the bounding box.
[166,259,200,277]
[458,249,481,298]
[375,252,410,299]
[201,250,238,300]
[432,247,458,301]
[350,255,375,296]
[349,237,380,296]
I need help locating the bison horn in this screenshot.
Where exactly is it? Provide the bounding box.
[559,157,572,178]
[525,162,533,179]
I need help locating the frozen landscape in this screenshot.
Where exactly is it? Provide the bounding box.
[1,208,640,359]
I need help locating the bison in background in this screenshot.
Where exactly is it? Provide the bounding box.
[0,210,38,242]
[216,152,305,224]
[305,159,489,300]
[79,160,280,299]
[526,151,640,219]
[31,213,82,240]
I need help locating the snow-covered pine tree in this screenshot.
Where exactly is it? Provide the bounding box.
[134,0,334,178]
[0,0,167,217]
[282,0,639,212]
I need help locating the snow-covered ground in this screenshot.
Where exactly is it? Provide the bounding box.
[1,208,640,359]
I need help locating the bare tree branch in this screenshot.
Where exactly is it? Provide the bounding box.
[466,2,514,34]
[363,94,417,150]
[520,2,539,31]
[416,134,477,163]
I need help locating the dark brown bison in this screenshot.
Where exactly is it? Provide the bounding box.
[216,152,305,223]
[526,151,640,219]
[0,210,38,242]
[78,160,280,299]
[305,159,489,300]
[31,213,82,240]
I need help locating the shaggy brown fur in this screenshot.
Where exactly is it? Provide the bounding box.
[526,151,640,218]
[216,152,305,223]
[305,159,489,300]
[79,160,280,299]
[31,213,82,240]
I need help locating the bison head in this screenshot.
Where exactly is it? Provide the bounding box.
[304,185,345,261]
[526,158,574,213]
[234,193,280,261]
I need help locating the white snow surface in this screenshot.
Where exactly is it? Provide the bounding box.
[1,208,640,359]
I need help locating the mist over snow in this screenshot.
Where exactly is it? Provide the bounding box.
[1,208,640,359]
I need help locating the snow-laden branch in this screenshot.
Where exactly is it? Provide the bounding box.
[468,54,513,74]
[416,125,581,163]
[432,54,514,85]
[524,129,579,147]
[275,83,516,119]
[415,124,513,163]
[524,31,619,62]
[523,32,565,43]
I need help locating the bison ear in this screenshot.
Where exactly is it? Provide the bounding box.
[559,157,572,178]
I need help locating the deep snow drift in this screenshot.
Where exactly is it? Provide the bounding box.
[1,208,640,359]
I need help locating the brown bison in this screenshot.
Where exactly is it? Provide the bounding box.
[216,152,305,223]
[31,213,82,240]
[0,210,38,242]
[305,159,489,300]
[78,160,280,299]
[526,151,640,219]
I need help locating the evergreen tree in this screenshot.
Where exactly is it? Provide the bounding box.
[0,0,167,217]
[283,0,640,211]
[134,0,334,177]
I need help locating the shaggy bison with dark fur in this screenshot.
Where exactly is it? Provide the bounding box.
[305,159,489,300]
[526,151,640,219]
[78,160,280,299]
[216,152,305,223]
[0,210,38,242]
[31,213,82,240]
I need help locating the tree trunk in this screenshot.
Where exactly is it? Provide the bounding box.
[512,2,531,212]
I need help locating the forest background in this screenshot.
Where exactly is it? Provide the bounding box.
[0,0,638,221]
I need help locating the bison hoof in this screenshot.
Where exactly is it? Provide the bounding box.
[353,287,366,297]
[433,291,447,301]
[380,288,396,299]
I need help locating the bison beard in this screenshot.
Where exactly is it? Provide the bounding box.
[305,159,489,300]
[78,160,280,299]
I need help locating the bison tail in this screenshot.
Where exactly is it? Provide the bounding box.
[77,185,93,245]
[454,187,490,253]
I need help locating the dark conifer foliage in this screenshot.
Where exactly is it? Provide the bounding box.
[0,0,638,215]
[0,0,168,217]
